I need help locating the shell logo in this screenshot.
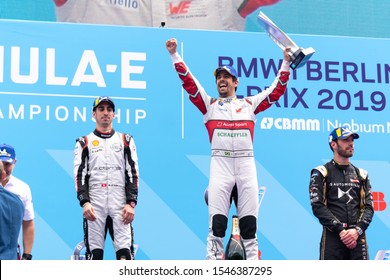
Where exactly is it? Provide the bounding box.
[92,140,99,147]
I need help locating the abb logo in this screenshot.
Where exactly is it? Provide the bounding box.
[372,192,387,211]
[169,1,191,15]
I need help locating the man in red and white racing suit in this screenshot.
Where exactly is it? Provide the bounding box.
[166,38,291,260]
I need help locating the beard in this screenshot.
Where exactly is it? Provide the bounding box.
[336,144,354,158]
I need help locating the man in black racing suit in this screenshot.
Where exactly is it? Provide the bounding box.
[309,126,374,260]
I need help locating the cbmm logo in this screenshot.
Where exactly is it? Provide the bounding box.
[169,1,191,14]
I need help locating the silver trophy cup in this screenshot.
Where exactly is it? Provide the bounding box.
[257,11,315,70]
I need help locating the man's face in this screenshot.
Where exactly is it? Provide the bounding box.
[92,102,115,128]
[216,71,238,98]
[1,161,15,182]
[334,135,355,158]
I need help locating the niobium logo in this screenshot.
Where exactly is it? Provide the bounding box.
[260,117,320,131]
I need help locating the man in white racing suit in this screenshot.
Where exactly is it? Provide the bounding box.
[166,38,291,259]
[74,96,139,260]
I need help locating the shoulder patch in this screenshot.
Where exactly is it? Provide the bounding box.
[76,136,88,149]
[122,133,132,147]
[313,165,328,177]
[358,168,368,180]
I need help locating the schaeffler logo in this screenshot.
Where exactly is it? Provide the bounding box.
[260,117,320,131]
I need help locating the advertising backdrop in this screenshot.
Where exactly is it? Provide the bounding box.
[0,19,389,260]
[2,1,390,38]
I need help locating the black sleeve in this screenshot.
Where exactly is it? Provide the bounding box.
[357,173,375,231]
[123,134,139,205]
[309,168,344,233]
[74,137,90,207]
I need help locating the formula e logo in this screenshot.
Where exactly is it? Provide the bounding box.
[260,117,320,131]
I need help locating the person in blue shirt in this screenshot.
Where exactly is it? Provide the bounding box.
[0,161,24,260]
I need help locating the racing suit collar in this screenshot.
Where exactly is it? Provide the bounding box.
[331,159,351,170]
[93,128,115,139]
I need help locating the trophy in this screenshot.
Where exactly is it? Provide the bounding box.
[257,11,315,70]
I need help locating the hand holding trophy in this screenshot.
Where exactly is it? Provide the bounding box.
[258,11,315,70]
